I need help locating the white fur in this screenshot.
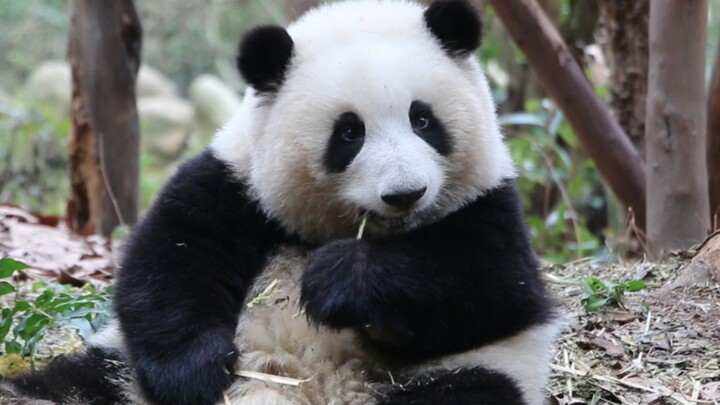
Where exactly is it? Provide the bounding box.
[211,0,515,243]
[225,247,378,405]
[88,320,125,353]
[415,320,565,405]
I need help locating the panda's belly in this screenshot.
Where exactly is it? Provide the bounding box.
[223,247,379,405]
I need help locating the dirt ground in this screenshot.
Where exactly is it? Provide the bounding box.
[546,253,720,404]
[1,205,719,404]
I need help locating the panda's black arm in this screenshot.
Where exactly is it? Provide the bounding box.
[114,150,287,405]
[301,181,554,360]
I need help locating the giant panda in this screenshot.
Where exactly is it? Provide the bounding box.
[3,1,562,404]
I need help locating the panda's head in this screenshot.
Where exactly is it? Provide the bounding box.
[212,0,515,242]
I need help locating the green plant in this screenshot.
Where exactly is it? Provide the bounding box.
[0,103,70,214]
[579,277,647,313]
[500,99,605,263]
[0,258,112,360]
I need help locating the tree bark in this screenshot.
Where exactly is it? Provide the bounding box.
[598,0,649,155]
[645,0,709,256]
[486,0,647,229]
[67,0,142,236]
[709,40,720,229]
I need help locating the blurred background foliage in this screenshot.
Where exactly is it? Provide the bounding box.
[0,0,719,263]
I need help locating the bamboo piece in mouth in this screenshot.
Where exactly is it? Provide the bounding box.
[356,212,369,239]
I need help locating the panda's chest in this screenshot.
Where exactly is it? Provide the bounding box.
[227,247,378,404]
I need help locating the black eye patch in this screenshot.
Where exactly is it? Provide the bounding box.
[409,101,452,156]
[324,112,365,173]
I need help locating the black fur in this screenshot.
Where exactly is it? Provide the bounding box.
[3,347,127,405]
[300,180,554,360]
[379,367,524,405]
[325,111,366,172]
[114,150,288,405]
[424,0,482,57]
[237,25,294,92]
[410,100,452,156]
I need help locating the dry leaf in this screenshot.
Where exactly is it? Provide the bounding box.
[591,336,624,357]
[603,311,637,324]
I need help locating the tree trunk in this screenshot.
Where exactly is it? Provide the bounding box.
[708,40,720,229]
[486,0,647,229]
[67,0,142,236]
[645,0,709,256]
[598,0,649,155]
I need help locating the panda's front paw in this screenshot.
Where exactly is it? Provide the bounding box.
[135,328,237,405]
[300,239,372,329]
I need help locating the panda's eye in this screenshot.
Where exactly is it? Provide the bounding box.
[409,101,434,131]
[326,112,365,173]
[411,114,431,130]
[334,112,365,143]
[340,126,363,142]
[409,100,452,156]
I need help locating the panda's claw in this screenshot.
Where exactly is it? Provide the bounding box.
[300,239,372,329]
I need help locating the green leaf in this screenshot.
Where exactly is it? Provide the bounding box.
[14,301,30,312]
[0,281,15,296]
[558,121,577,148]
[34,290,55,307]
[23,331,46,357]
[0,308,16,341]
[583,296,609,312]
[601,280,619,292]
[5,341,22,354]
[625,280,647,292]
[15,313,51,341]
[0,258,27,278]
[579,278,601,297]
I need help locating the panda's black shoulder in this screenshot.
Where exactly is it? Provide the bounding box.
[135,150,268,236]
[154,150,248,221]
[117,148,288,284]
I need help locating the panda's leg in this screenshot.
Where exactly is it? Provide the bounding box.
[377,367,526,405]
[1,346,129,405]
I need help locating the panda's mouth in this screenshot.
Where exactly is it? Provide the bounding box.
[363,209,418,233]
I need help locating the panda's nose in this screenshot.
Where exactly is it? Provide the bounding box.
[381,187,427,209]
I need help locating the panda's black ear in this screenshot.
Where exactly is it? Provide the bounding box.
[424,0,482,57]
[237,25,294,92]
